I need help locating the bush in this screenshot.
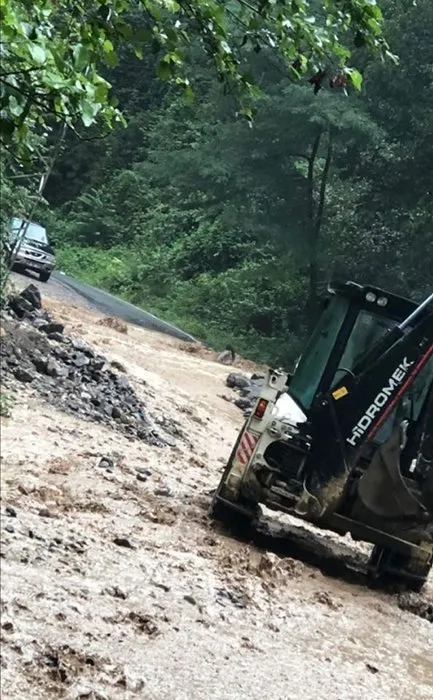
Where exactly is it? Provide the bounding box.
[56,243,306,368]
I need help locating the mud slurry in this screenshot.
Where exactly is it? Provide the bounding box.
[1,292,433,700]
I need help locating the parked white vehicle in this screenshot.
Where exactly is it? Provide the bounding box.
[9,217,56,282]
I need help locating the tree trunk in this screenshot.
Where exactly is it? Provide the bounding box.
[305,127,333,332]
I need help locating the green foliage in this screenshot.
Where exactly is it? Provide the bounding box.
[1,0,392,168]
[0,390,15,418]
[34,0,433,367]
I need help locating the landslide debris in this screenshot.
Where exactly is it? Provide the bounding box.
[225,372,265,414]
[0,284,182,446]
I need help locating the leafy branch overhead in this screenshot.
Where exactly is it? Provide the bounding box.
[1,0,392,160]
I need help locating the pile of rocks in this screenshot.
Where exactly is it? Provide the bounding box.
[225,372,265,415]
[0,284,181,446]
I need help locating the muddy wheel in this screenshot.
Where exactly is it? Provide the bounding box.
[210,421,246,507]
[209,497,260,531]
[209,421,260,529]
[367,545,431,592]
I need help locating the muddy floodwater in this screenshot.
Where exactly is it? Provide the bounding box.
[1,280,432,699]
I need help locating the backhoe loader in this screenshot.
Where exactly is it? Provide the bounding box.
[210,281,433,591]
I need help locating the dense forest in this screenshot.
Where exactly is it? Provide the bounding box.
[3,0,432,366]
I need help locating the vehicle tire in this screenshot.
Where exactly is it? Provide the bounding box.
[210,422,246,506]
[39,271,51,282]
[209,420,260,529]
[367,545,431,592]
[209,498,259,531]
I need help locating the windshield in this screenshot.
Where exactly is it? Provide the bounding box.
[289,295,349,409]
[12,217,48,245]
[332,310,397,386]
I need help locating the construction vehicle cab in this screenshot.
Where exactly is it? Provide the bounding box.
[211,281,433,590]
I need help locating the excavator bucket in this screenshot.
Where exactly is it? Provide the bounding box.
[353,424,430,531]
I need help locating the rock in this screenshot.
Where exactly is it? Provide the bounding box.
[39,321,64,335]
[47,332,65,343]
[98,456,114,469]
[218,349,235,365]
[5,506,17,517]
[9,296,35,318]
[113,536,135,549]
[71,339,94,357]
[4,524,15,533]
[92,357,106,371]
[184,594,197,606]
[226,372,266,415]
[216,587,247,609]
[136,473,148,483]
[234,397,253,410]
[46,357,68,378]
[111,360,126,372]
[2,620,14,631]
[136,466,152,476]
[32,355,48,373]
[154,486,172,497]
[365,663,380,674]
[226,373,250,389]
[116,375,131,391]
[2,290,171,448]
[38,508,52,518]
[104,585,128,599]
[73,352,89,368]
[20,284,42,309]
[13,366,35,383]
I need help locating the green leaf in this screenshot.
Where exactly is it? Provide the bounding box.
[73,44,89,71]
[81,101,96,127]
[94,83,108,103]
[29,43,46,65]
[104,51,119,67]
[347,68,363,91]
[156,60,172,80]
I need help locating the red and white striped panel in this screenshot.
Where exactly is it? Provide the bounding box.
[236,431,259,465]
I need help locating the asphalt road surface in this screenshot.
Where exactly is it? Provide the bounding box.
[9,269,197,343]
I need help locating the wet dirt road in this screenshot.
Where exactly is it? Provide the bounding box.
[1,284,432,700]
[9,269,196,342]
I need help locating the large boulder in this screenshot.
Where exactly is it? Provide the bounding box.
[20,284,42,310]
[226,373,250,390]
